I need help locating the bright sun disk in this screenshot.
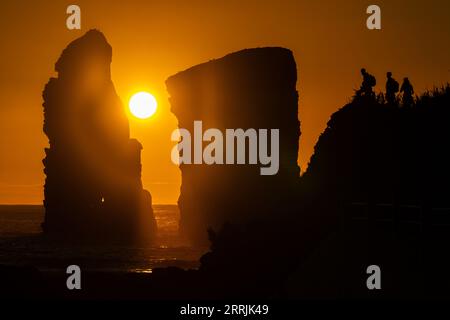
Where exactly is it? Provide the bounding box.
[129,91,157,119]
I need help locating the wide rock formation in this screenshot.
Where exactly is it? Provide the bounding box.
[166,48,300,243]
[42,30,156,243]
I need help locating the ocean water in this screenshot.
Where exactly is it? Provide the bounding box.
[0,205,205,273]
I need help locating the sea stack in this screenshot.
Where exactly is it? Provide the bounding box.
[42,30,156,243]
[167,47,300,243]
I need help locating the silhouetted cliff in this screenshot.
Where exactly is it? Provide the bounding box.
[166,47,300,243]
[42,30,156,243]
[289,88,450,297]
[193,86,450,298]
[303,87,450,211]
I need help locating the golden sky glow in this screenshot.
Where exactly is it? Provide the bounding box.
[0,0,449,204]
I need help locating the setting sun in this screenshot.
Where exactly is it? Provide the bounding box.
[129,91,157,119]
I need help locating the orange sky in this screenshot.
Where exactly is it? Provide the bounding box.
[0,0,449,204]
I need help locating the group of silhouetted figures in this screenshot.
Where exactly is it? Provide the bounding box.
[356,68,414,107]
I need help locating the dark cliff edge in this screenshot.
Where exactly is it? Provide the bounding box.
[290,90,450,298]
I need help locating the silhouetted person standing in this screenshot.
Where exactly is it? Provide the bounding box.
[357,68,376,97]
[385,72,399,105]
[400,77,414,107]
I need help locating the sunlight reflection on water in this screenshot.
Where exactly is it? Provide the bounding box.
[132,268,153,273]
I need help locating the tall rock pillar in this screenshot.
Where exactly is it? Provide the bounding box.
[42,30,156,243]
[166,47,300,243]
